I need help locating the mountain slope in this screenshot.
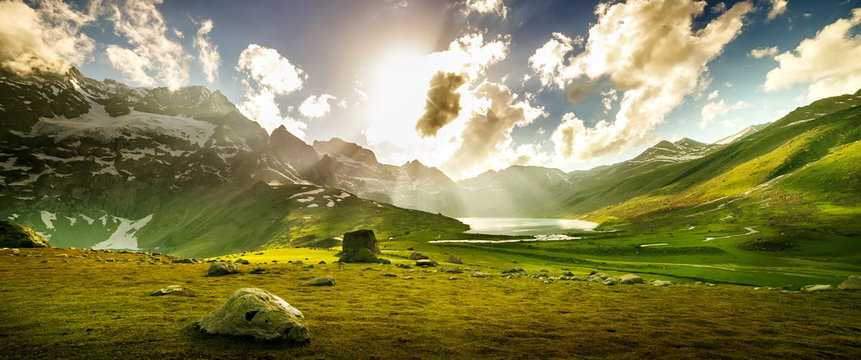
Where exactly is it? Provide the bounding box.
[0,68,467,257]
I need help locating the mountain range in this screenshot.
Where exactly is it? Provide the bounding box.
[2,67,860,257]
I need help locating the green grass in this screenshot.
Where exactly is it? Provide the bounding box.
[2,247,860,359]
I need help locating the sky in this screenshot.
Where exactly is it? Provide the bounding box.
[1,0,860,180]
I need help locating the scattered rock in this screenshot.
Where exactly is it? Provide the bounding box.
[562,271,575,277]
[235,259,250,265]
[0,221,49,248]
[207,262,240,277]
[502,268,525,274]
[802,284,833,292]
[449,276,459,280]
[602,278,618,286]
[415,259,438,267]
[198,288,309,342]
[619,274,644,285]
[318,261,327,265]
[288,260,305,265]
[395,263,412,269]
[250,268,268,274]
[471,272,492,279]
[402,276,413,280]
[650,280,672,287]
[838,275,861,290]
[304,276,335,286]
[171,258,197,264]
[446,256,463,264]
[382,273,397,277]
[150,285,186,296]
[409,252,429,260]
[440,267,463,274]
[55,253,68,258]
[304,265,315,269]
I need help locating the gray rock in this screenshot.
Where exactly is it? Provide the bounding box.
[449,276,459,280]
[395,263,412,269]
[198,288,309,342]
[382,273,397,277]
[207,262,240,276]
[440,267,463,274]
[650,280,672,286]
[235,259,250,265]
[801,284,833,292]
[150,285,186,296]
[0,221,49,248]
[409,252,429,260]
[501,268,525,274]
[471,271,493,279]
[288,260,305,265]
[402,276,413,280]
[304,276,335,286]
[415,259,438,267]
[446,255,463,264]
[562,271,575,277]
[838,275,861,290]
[602,277,618,286]
[619,274,644,284]
[250,268,268,274]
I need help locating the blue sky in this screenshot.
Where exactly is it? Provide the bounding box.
[8,0,861,179]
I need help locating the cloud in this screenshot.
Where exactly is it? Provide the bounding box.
[699,99,749,128]
[764,8,861,101]
[749,46,778,58]
[767,0,788,21]
[416,71,467,137]
[0,0,95,76]
[707,90,719,100]
[100,0,189,90]
[236,44,308,136]
[299,94,338,118]
[532,0,752,160]
[194,19,220,84]
[463,0,508,18]
[528,32,575,89]
[441,81,547,178]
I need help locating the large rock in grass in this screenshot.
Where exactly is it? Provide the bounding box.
[838,275,861,290]
[207,262,240,276]
[620,274,644,284]
[198,288,309,342]
[801,284,833,292]
[304,276,335,286]
[339,229,384,263]
[0,221,49,248]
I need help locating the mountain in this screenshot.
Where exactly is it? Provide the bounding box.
[714,123,770,145]
[0,68,467,257]
[455,166,572,217]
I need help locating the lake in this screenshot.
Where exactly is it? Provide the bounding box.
[457,217,598,236]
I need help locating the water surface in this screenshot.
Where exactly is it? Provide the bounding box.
[457,217,597,236]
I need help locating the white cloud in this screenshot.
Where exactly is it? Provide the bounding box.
[194,19,220,84]
[528,32,575,89]
[236,44,308,136]
[463,0,508,19]
[101,0,189,90]
[0,0,95,75]
[699,100,749,128]
[764,8,861,101]
[533,0,753,160]
[707,90,719,100]
[749,46,778,58]
[299,94,338,118]
[441,81,547,178]
[767,0,788,21]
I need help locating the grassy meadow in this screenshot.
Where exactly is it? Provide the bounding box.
[1,247,860,359]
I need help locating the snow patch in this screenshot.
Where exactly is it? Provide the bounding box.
[289,188,325,199]
[295,197,314,203]
[307,204,319,208]
[40,211,56,229]
[91,214,154,250]
[326,200,335,207]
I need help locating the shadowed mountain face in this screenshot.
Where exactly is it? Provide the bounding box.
[0,68,466,257]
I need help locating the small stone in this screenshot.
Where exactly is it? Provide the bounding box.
[207,262,240,277]
[304,276,335,286]
[318,261,327,265]
[382,273,397,277]
[288,260,304,265]
[415,259,438,267]
[838,275,861,290]
[409,252,429,260]
[650,280,672,286]
[250,268,268,274]
[402,276,413,280]
[562,271,575,277]
[446,256,463,264]
[150,285,186,296]
[235,259,250,265]
[619,274,644,284]
[801,284,833,292]
[449,276,459,280]
[395,263,412,269]
[471,272,492,279]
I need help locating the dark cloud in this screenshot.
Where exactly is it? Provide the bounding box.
[415,71,466,137]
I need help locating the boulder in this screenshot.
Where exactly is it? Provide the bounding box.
[415,259,438,267]
[650,280,672,287]
[0,221,49,248]
[250,268,268,274]
[235,259,250,265]
[801,284,833,292]
[562,271,575,277]
[446,256,463,264]
[502,268,525,274]
[602,277,618,286]
[339,248,381,263]
[471,272,493,279]
[343,229,380,254]
[207,262,240,277]
[409,252,429,260]
[198,288,309,342]
[150,285,186,296]
[838,275,861,290]
[619,274,644,284]
[382,273,397,277]
[304,276,335,286]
